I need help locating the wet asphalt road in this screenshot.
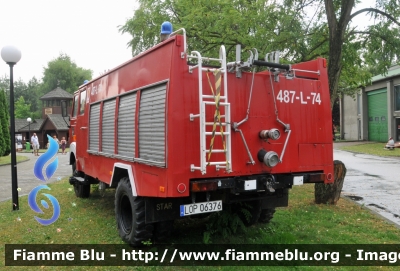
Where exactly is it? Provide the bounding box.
[1,143,400,228]
[333,145,400,228]
[0,151,72,205]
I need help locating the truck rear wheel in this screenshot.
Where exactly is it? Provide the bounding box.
[258,208,276,223]
[115,177,153,246]
[153,220,174,243]
[233,200,262,226]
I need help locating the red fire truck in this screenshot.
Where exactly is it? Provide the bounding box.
[66,29,333,245]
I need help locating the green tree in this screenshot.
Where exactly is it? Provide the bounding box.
[1,53,92,120]
[24,77,44,119]
[15,77,41,113]
[0,76,29,108]
[0,75,11,109]
[0,90,10,156]
[41,53,92,94]
[14,96,31,119]
[323,0,400,106]
[0,75,41,115]
[0,91,4,156]
[120,0,288,59]
[120,0,400,107]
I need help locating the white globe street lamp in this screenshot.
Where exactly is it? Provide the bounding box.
[1,45,22,211]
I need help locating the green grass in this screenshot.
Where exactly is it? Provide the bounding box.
[1,179,400,270]
[0,155,29,166]
[340,142,400,157]
[0,147,71,166]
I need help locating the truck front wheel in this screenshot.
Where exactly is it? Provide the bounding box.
[115,177,153,246]
[72,161,76,175]
[74,182,90,198]
[72,162,90,198]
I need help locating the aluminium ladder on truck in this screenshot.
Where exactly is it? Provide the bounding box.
[189,46,232,175]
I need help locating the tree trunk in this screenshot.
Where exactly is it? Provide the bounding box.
[315,160,346,205]
[324,0,354,109]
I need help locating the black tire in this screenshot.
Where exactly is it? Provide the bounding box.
[258,208,276,223]
[233,200,262,226]
[115,177,154,246]
[72,160,76,175]
[72,160,84,178]
[72,161,90,198]
[74,182,90,198]
[153,220,174,243]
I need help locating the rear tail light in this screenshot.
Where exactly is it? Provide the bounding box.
[191,181,218,192]
[308,173,326,183]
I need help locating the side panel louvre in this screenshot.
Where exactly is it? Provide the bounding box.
[118,92,137,158]
[102,99,116,154]
[89,103,100,152]
[138,84,166,165]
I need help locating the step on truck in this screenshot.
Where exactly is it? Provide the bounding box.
[65,29,334,246]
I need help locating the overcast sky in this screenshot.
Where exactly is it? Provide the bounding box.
[0,0,138,83]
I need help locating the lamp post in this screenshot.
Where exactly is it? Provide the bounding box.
[1,45,22,211]
[27,117,31,145]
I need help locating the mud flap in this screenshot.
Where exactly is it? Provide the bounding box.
[144,197,187,223]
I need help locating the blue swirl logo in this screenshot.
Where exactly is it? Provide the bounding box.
[34,135,59,182]
[28,185,60,225]
[28,135,61,225]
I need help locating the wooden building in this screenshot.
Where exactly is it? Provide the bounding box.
[15,87,72,148]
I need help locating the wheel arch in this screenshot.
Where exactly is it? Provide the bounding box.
[110,163,137,197]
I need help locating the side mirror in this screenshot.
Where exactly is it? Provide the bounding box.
[61,100,68,117]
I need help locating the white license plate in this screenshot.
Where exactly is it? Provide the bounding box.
[180,200,222,217]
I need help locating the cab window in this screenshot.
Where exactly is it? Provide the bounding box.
[80,89,87,115]
[72,95,79,117]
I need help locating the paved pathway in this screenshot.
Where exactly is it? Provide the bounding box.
[0,151,72,205]
[334,149,400,227]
